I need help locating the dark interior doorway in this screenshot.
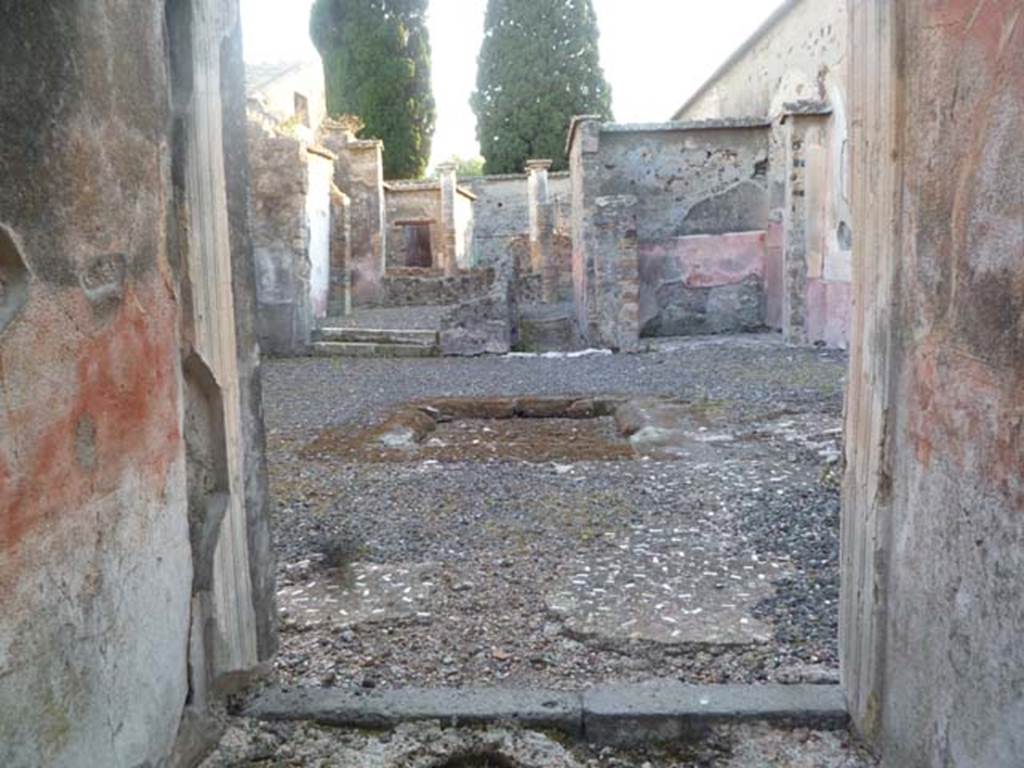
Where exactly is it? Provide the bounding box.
[398,221,434,268]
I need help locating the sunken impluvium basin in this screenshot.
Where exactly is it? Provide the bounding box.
[302,395,741,464]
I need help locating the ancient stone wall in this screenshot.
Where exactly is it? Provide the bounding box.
[320,125,387,306]
[0,2,274,765]
[247,122,333,355]
[246,60,327,134]
[841,1,1023,765]
[463,173,572,286]
[675,0,847,122]
[385,184,444,269]
[367,269,495,308]
[674,0,852,347]
[570,120,772,344]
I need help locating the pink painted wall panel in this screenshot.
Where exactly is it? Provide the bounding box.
[764,221,784,330]
[638,231,768,334]
[805,278,852,349]
[640,231,766,288]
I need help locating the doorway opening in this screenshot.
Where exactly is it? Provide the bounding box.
[397,220,435,269]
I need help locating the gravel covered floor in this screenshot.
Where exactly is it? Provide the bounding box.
[262,335,847,692]
[202,719,876,767]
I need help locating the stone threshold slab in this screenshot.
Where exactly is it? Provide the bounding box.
[242,682,847,745]
[318,327,440,346]
[311,341,440,358]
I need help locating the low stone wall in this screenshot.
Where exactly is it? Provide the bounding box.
[367,268,494,308]
[638,231,767,336]
[439,252,516,357]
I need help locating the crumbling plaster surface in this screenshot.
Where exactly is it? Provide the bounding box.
[639,233,766,337]
[248,124,315,355]
[306,152,333,321]
[572,121,771,343]
[0,3,191,765]
[177,0,264,687]
[842,1,1024,766]
[454,190,475,270]
[247,131,333,356]
[675,0,852,348]
[463,173,572,270]
[319,128,387,306]
[0,1,274,765]
[676,0,847,124]
[221,15,278,664]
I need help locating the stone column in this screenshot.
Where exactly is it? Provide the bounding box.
[437,162,459,276]
[526,159,557,302]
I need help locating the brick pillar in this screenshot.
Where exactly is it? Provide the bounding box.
[526,158,557,302]
[437,162,458,277]
[782,115,808,345]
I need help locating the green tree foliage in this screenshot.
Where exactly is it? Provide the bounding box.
[471,0,612,174]
[311,0,436,179]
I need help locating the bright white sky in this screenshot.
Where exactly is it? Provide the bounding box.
[241,0,782,166]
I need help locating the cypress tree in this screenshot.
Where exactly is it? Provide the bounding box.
[471,0,612,175]
[311,0,436,179]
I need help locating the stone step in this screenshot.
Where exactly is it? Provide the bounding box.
[242,683,848,746]
[318,327,439,347]
[518,302,582,352]
[311,341,439,359]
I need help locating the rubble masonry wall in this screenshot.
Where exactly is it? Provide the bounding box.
[571,121,773,344]
[463,173,571,268]
[675,0,851,347]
